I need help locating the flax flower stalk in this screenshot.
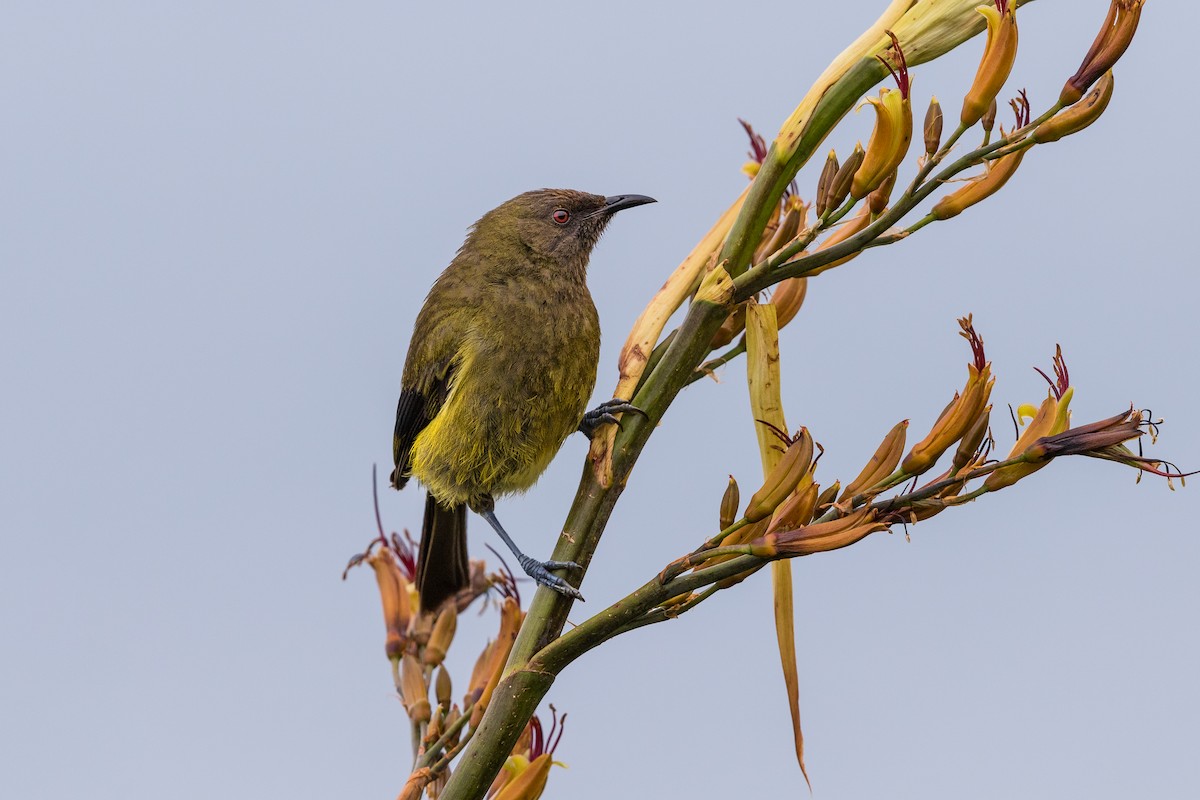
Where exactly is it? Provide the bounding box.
[591,188,749,483]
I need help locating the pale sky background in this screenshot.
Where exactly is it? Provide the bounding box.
[2,2,1196,798]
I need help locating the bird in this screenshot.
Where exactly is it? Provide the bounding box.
[391,189,655,611]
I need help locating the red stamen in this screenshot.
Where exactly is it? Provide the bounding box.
[876,30,911,99]
[738,118,768,164]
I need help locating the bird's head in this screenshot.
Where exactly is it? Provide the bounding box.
[489,188,656,265]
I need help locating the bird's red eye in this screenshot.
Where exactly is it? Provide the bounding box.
[552,209,570,224]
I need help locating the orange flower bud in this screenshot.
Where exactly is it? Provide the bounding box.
[815,149,839,218]
[951,405,992,474]
[961,2,1019,128]
[1061,1,1143,105]
[400,654,430,723]
[465,639,496,708]
[435,665,452,709]
[815,481,840,515]
[867,168,898,215]
[924,95,943,156]
[826,143,864,214]
[745,430,814,522]
[841,419,909,501]
[930,148,1024,220]
[406,609,433,647]
[472,597,523,726]
[981,98,998,134]
[719,475,740,531]
[367,548,410,662]
[424,705,443,746]
[1034,70,1114,143]
[422,604,458,667]
[443,704,463,748]
[758,197,807,262]
[751,199,785,263]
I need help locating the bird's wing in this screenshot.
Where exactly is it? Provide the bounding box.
[392,263,477,490]
[391,361,453,490]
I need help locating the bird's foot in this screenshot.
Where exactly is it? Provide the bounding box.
[579,398,648,438]
[517,555,585,601]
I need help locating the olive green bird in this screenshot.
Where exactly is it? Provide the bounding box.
[391,189,655,611]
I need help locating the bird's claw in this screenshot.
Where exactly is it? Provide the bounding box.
[579,398,648,438]
[518,556,585,600]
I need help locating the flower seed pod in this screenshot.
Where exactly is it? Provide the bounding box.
[815,149,839,218]
[1061,0,1143,105]
[745,430,814,522]
[435,665,452,709]
[930,148,1024,220]
[826,143,864,214]
[718,475,740,531]
[852,88,913,199]
[867,168,898,215]
[1033,70,1114,143]
[422,604,458,667]
[400,654,431,724]
[961,1,1019,128]
[924,95,943,156]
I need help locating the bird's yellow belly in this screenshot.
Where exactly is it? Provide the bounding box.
[408,326,597,506]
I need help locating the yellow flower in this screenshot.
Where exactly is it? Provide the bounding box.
[901,317,995,474]
[961,1,1019,127]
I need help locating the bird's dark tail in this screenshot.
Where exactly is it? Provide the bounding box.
[417,493,470,611]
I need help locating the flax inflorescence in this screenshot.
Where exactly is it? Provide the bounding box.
[347,3,1177,798]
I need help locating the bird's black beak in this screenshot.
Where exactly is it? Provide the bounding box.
[602,194,657,215]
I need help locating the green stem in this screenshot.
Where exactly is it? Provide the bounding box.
[416,702,477,771]
[609,585,723,637]
[688,339,747,386]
